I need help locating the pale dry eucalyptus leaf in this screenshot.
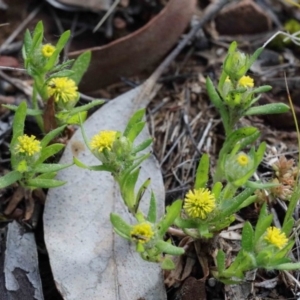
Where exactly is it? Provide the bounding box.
[44,86,167,300]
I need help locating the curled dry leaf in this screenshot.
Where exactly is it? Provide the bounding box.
[44,86,167,300]
[70,0,196,92]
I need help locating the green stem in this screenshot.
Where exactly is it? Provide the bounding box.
[32,82,44,132]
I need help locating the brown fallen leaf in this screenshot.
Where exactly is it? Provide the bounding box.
[70,0,196,92]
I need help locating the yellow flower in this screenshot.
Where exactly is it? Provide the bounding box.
[15,135,41,156]
[130,222,154,244]
[238,75,254,88]
[264,226,288,249]
[183,188,216,219]
[47,77,78,103]
[90,130,117,152]
[236,152,250,167]
[41,44,56,58]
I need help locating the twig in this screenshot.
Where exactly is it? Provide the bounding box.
[93,0,120,32]
[0,5,43,53]
[134,0,231,106]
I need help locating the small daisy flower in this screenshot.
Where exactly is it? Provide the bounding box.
[15,135,41,156]
[41,44,56,58]
[236,152,250,167]
[90,130,117,152]
[130,222,154,244]
[238,75,254,88]
[47,77,78,103]
[183,188,216,219]
[264,226,288,249]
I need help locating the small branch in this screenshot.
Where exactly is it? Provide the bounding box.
[134,0,231,106]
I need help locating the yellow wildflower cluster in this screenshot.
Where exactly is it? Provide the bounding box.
[15,135,41,156]
[183,188,216,219]
[130,222,154,244]
[238,75,254,88]
[47,77,78,103]
[41,44,56,58]
[90,131,117,152]
[264,226,288,249]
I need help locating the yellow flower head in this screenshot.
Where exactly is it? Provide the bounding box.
[41,44,56,58]
[15,135,41,156]
[47,77,78,103]
[90,130,117,152]
[236,152,250,167]
[238,75,254,88]
[264,226,288,249]
[183,188,216,219]
[130,222,154,244]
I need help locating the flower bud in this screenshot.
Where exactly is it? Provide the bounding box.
[225,152,254,184]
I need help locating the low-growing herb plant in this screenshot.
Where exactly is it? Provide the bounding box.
[3,21,103,133]
[1,21,300,286]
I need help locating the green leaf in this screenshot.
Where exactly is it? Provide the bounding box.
[26,178,66,188]
[120,168,140,209]
[73,157,114,172]
[158,200,182,237]
[0,171,22,188]
[254,203,273,245]
[282,219,294,236]
[32,163,72,173]
[110,213,131,240]
[31,21,44,53]
[66,111,87,125]
[212,182,223,200]
[237,195,256,209]
[34,144,65,165]
[206,77,224,110]
[40,125,66,148]
[155,240,185,255]
[70,51,91,85]
[241,222,254,252]
[10,102,27,169]
[220,127,258,158]
[249,47,264,66]
[174,217,198,229]
[132,138,153,154]
[147,192,157,223]
[51,59,74,72]
[44,30,71,71]
[198,223,211,238]
[273,262,300,270]
[161,257,175,270]
[123,109,145,142]
[68,100,104,116]
[245,181,279,189]
[245,103,290,116]
[216,250,226,274]
[195,154,209,189]
[219,188,255,218]
[23,29,32,58]
[2,104,43,116]
[134,178,151,213]
[48,69,75,79]
[35,172,57,180]
[251,85,272,94]
[126,122,145,143]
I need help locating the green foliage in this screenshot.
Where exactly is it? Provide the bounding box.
[1,102,71,190]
